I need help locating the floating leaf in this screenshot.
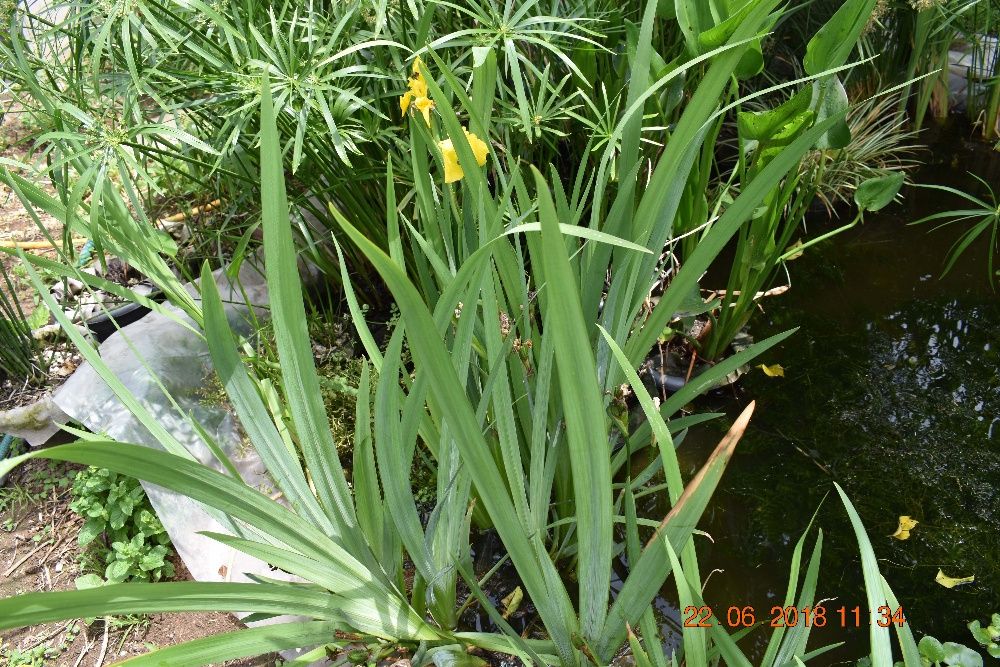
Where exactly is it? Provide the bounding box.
[891,515,918,541]
[758,363,785,377]
[501,586,523,620]
[935,569,975,589]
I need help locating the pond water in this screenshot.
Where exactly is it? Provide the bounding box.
[656,125,1000,661]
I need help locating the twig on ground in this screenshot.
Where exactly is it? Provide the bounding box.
[20,621,71,651]
[94,619,110,667]
[72,639,95,667]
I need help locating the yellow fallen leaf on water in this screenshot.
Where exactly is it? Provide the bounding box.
[501,586,523,619]
[758,364,785,377]
[891,515,918,540]
[935,569,975,589]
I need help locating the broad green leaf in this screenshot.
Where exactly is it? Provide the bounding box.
[855,172,905,212]
[803,0,878,75]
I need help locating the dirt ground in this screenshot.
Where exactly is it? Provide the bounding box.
[0,460,275,667]
[0,103,276,667]
[0,101,63,318]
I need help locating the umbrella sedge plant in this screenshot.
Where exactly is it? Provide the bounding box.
[0,2,920,666]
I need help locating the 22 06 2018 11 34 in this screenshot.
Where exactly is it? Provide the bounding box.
[683,605,907,629]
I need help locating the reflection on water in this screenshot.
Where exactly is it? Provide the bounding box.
[654,128,1000,661]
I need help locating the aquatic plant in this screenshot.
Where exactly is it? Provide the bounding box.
[0,4,928,663]
[911,173,1000,286]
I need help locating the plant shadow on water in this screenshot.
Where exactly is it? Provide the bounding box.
[652,124,1000,663]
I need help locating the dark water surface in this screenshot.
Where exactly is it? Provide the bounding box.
[655,127,1000,662]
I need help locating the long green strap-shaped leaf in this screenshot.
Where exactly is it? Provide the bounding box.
[622,111,847,373]
[200,263,332,535]
[0,582,345,630]
[761,511,821,667]
[532,166,613,643]
[259,75,360,546]
[771,531,824,666]
[835,484,893,667]
[881,576,922,667]
[201,532,435,641]
[333,213,579,664]
[0,443,385,600]
[664,540,754,667]
[601,0,781,359]
[596,403,754,660]
[116,621,341,667]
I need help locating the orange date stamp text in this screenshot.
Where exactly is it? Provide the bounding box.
[682,605,906,629]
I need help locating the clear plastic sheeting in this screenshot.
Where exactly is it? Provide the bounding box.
[48,259,315,659]
[51,260,279,585]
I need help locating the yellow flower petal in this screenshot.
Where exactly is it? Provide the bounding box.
[400,90,413,116]
[409,74,428,100]
[411,55,424,74]
[758,363,785,377]
[438,127,491,183]
[935,569,975,589]
[414,96,435,127]
[465,130,489,166]
[891,515,918,540]
[438,138,464,183]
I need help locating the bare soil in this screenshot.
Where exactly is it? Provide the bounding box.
[0,101,62,318]
[0,459,275,667]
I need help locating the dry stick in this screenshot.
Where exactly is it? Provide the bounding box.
[72,640,95,667]
[3,538,53,577]
[0,238,89,250]
[160,199,222,223]
[3,531,69,577]
[94,619,110,667]
[20,622,71,651]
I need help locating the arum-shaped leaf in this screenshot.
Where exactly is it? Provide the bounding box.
[803,0,878,75]
[759,363,785,377]
[919,636,947,662]
[891,516,918,541]
[935,569,975,589]
[856,172,905,213]
[810,76,851,150]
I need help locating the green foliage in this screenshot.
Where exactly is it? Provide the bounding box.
[912,175,1000,286]
[968,613,1000,659]
[0,643,48,667]
[0,1,933,666]
[0,263,42,383]
[69,467,175,584]
[857,611,999,667]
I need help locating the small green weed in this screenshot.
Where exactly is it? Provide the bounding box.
[69,467,174,584]
[0,643,48,667]
[22,461,73,501]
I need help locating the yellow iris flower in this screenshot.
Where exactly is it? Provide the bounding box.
[438,128,489,183]
[400,57,435,126]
